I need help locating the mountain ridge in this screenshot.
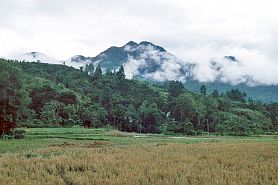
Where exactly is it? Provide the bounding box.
[7,41,278,102]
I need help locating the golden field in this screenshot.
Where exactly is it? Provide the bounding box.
[0,141,277,185]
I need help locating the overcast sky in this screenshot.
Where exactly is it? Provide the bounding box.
[1,0,278,84]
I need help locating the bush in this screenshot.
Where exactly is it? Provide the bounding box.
[163,120,196,135]
[1,129,26,139]
[12,129,26,139]
[215,112,251,136]
[0,120,16,136]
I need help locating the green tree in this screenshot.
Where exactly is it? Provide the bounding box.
[63,104,81,126]
[0,61,29,135]
[194,99,206,130]
[105,69,114,77]
[267,103,278,129]
[80,103,107,128]
[123,105,139,132]
[112,104,127,129]
[200,84,207,96]
[173,93,196,122]
[116,65,125,80]
[232,108,272,132]
[217,97,232,112]
[139,102,163,133]
[93,64,102,80]
[211,89,219,98]
[202,97,218,132]
[168,81,184,98]
[226,89,247,102]
[215,112,251,136]
[40,100,65,125]
[84,63,95,75]
[29,85,59,114]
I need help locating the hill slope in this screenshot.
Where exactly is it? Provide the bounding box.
[0,58,277,136]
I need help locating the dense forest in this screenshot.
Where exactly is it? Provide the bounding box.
[0,58,277,136]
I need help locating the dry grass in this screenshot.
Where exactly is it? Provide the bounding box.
[49,141,111,148]
[106,129,128,137]
[0,142,277,185]
[106,129,136,137]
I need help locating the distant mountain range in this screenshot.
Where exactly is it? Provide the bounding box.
[13,52,62,64]
[11,52,87,68]
[7,41,278,103]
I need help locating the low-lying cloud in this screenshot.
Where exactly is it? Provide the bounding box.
[177,45,278,85]
[123,44,188,82]
[122,43,278,86]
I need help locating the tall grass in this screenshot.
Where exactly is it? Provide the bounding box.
[0,142,277,185]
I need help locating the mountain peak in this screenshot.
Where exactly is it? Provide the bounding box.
[70,55,87,63]
[139,41,153,45]
[138,41,166,52]
[124,41,138,47]
[13,51,62,65]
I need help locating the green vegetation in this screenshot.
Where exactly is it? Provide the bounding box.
[184,80,278,103]
[0,128,277,153]
[0,58,277,137]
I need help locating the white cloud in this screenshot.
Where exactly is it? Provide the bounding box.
[176,45,278,85]
[123,43,186,81]
[123,56,146,79]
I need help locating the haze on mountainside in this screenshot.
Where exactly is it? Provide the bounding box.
[1,0,278,86]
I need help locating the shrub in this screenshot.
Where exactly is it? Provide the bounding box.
[12,129,26,139]
[0,129,26,139]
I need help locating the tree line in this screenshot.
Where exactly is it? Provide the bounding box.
[0,58,277,136]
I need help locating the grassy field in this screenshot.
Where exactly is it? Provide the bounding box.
[0,128,277,185]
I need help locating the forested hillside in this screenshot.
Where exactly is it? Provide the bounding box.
[0,59,277,136]
[184,80,278,103]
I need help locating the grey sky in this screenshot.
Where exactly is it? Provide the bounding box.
[1,0,278,84]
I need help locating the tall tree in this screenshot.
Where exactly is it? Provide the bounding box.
[84,63,95,75]
[40,100,65,125]
[173,93,196,122]
[226,89,247,102]
[267,103,278,129]
[93,64,102,80]
[80,103,107,128]
[168,81,184,98]
[200,84,207,96]
[116,65,125,80]
[202,97,218,132]
[211,89,219,98]
[139,102,163,133]
[0,62,29,135]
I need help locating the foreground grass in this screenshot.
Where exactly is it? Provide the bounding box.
[0,128,277,185]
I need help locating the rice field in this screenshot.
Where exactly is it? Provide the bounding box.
[0,128,277,185]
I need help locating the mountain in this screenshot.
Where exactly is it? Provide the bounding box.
[75,41,194,81]
[12,52,63,65]
[184,80,278,103]
[77,41,278,103]
[8,41,278,103]
[9,52,92,69]
[76,41,258,84]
